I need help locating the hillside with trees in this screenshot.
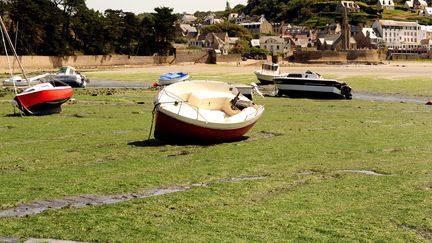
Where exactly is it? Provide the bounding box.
[0,0,177,56]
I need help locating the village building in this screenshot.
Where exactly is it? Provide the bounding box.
[282,24,310,36]
[336,1,361,13]
[188,32,235,55]
[354,27,380,49]
[259,36,291,56]
[404,0,428,10]
[377,0,395,10]
[419,7,432,16]
[228,13,239,22]
[372,19,422,50]
[250,39,260,47]
[203,13,223,25]
[180,14,197,24]
[238,15,273,38]
[420,39,432,50]
[175,24,198,39]
[272,22,282,35]
[317,33,357,50]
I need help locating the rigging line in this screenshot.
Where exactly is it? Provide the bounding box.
[0,16,30,86]
[0,24,17,94]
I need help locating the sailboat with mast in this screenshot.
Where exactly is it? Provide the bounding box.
[0,16,72,115]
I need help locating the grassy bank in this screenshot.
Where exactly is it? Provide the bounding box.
[0,78,431,241]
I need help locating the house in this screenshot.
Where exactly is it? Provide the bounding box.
[356,27,380,48]
[180,14,197,24]
[188,34,207,48]
[419,25,432,40]
[377,0,395,10]
[272,22,282,35]
[175,24,198,39]
[405,0,428,10]
[372,19,422,50]
[322,23,342,34]
[336,1,361,13]
[204,32,231,54]
[419,7,432,16]
[282,24,310,36]
[420,39,432,50]
[239,15,273,37]
[317,33,357,50]
[250,39,260,47]
[228,13,239,22]
[204,13,223,25]
[259,36,291,56]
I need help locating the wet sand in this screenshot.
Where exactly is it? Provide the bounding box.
[84,60,432,79]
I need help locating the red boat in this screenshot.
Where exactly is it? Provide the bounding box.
[153,80,264,143]
[13,81,73,115]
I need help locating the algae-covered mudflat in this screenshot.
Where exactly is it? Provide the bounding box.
[0,65,431,242]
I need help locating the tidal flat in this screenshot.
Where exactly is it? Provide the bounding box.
[0,66,431,242]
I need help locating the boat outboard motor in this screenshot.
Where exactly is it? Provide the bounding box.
[230,92,253,110]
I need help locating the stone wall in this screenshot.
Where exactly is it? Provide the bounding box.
[0,51,244,72]
[216,54,241,63]
[0,55,175,72]
[293,50,381,63]
[175,50,210,63]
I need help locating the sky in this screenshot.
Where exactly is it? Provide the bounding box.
[85,0,249,14]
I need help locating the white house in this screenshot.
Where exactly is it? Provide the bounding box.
[362,27,381,47]
[419,25,432,40]
[377,0,395,10]
[259,36,290,56]
[419,7,432,16]
[372,19,422,50]
[405,0,428,10]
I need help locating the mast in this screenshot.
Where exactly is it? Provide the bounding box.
[0,16,30,86]
[0,23,17,94]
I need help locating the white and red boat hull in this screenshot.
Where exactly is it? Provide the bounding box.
[153,80,264,143]
[154,111,257,143]
[14,82,72,115]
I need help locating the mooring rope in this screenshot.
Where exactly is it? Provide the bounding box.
[147,103,158,140]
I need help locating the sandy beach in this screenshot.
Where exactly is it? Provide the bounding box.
[82,60,432,79]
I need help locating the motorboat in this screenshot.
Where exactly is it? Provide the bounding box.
[153,80,265,143]
[158,72,190,86]
[12,80,73,115]
[3,73,49,87]
[47,66,88,88]
[0,16,73,116]
[254,63,287,85]
[273,70,352,99]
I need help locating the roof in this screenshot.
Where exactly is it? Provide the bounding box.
[378,0,394,5]
[181,14,197,23]
[405,0,428,7]
[250,39,260,47]
[214,32,228,40]
[259,36,286,44]
[424,7,432,14]
[362,28,379,39]
[378,19,419,27]
[179,24,197,33]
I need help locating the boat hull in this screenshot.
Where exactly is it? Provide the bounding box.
[158,73,190,86]
[274,77,352,99]
[15,87,73,115]
[154,111,256,143]
[254,71,279,85]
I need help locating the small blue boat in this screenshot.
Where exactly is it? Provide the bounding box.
[158,72,190,86]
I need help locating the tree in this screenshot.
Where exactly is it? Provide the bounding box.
[225,1,232,12]
[201,22,252,40]
[152,7,177,55]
